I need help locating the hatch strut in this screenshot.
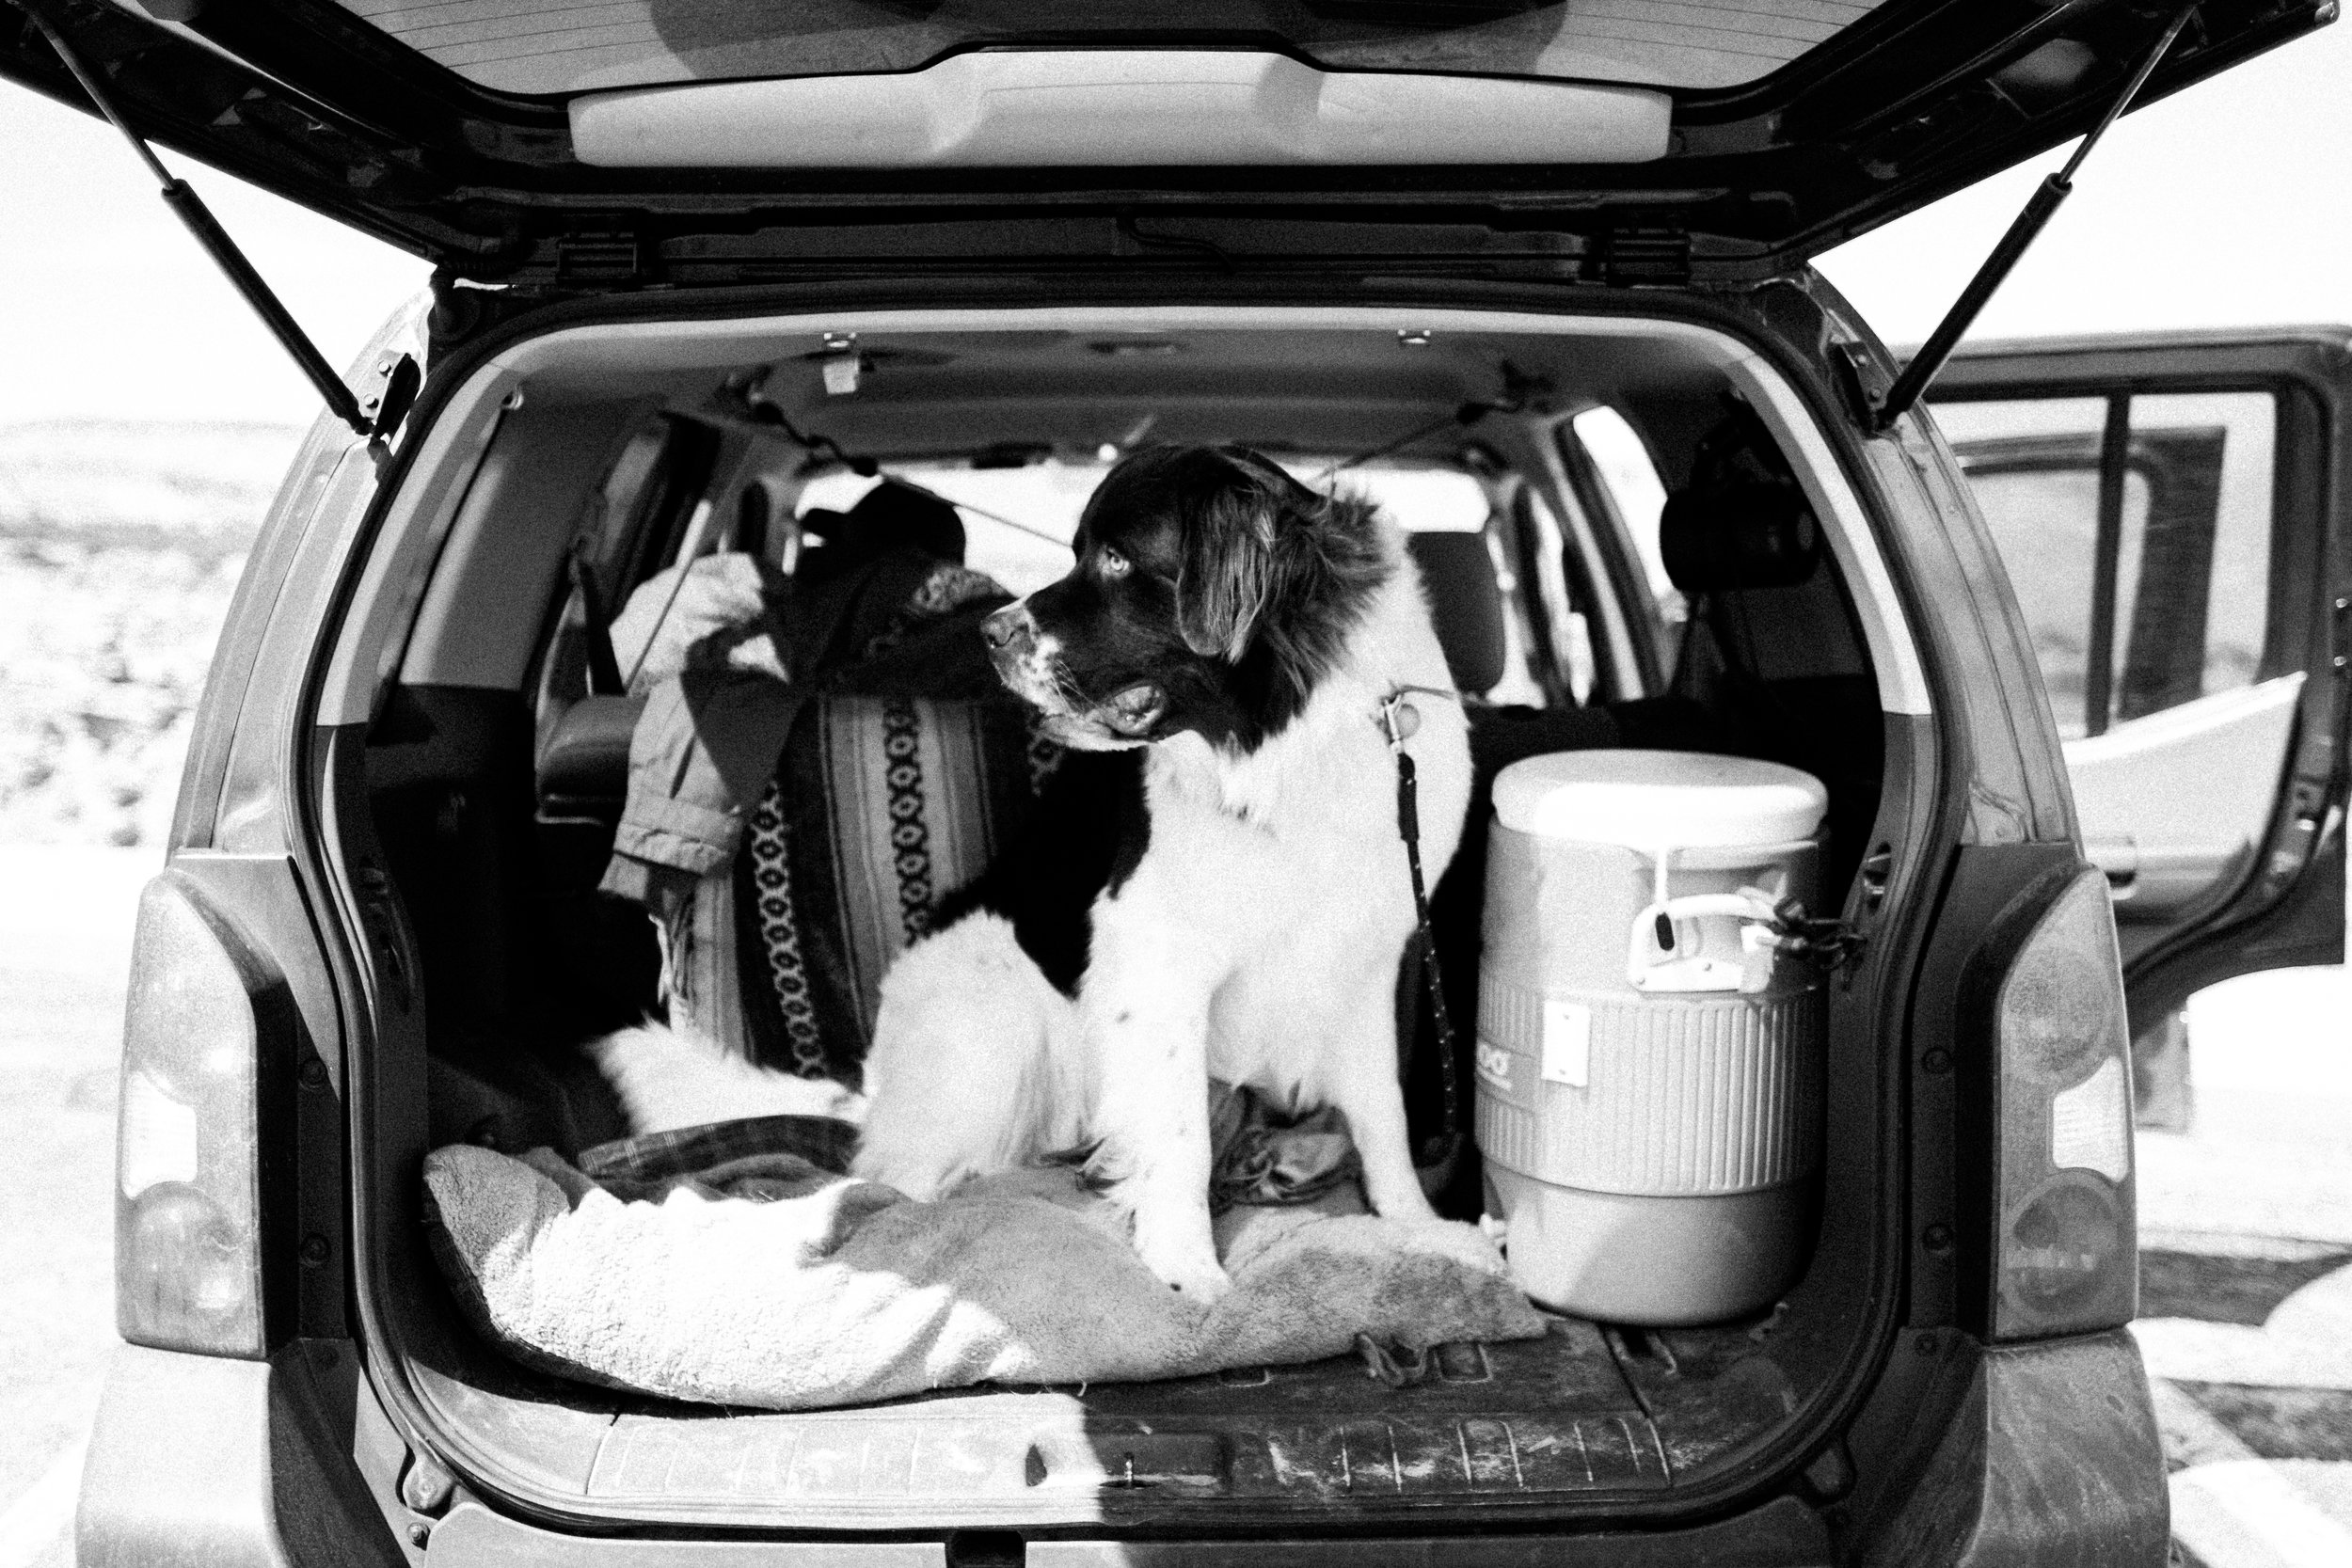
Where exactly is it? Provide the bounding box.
[1872,0,2201,431]
[29,9,377,442]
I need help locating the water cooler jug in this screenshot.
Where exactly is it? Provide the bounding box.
[1475,750,1830,1324]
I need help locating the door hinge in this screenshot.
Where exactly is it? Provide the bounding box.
[1597,229,1692,287]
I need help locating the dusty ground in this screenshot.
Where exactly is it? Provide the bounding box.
[0,420,294,848]
[0,847,149,1568]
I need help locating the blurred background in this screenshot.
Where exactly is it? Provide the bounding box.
[2,18,2349,1568]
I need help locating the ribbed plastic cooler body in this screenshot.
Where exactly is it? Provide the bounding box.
[1474,752,1828,1325]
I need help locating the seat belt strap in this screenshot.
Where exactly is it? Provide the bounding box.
[569,544,627,697]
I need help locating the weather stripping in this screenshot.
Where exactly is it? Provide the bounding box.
[570,52,1671,168]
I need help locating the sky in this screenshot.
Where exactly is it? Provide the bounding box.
[3,19,2350,429]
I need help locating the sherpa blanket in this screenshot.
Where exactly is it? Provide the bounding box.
[423,1121,1544,1412]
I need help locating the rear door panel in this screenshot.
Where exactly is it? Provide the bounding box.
[1930,331,2352,1034]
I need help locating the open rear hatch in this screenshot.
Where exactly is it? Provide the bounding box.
[0,0,2331,281]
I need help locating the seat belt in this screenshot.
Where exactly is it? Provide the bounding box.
[568,543,627,697]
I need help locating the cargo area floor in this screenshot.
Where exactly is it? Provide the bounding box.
[408,1315,1797,1530]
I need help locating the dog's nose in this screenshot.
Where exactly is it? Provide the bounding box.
[981,604,1034,652]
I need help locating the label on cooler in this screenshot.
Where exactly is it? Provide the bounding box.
[1541,999,1591,1086]
[1474,1037,1515,1094]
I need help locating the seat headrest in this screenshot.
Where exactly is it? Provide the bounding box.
[1659,400,1821,594]
[801,479,966,573]
[1659,481,1821,593]
[1406,530,1507,696]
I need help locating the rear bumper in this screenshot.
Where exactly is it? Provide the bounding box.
[74,1332,2164,1566]
[1851,1328,2169,1568]
[76,1341,405,1568]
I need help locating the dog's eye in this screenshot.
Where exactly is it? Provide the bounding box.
[1097,546,1131,579]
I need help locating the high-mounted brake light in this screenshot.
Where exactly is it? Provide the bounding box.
[116,874,271,1357]
[1988,867,2137,1339]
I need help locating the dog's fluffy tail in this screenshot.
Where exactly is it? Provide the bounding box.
[587,1022,866,1137]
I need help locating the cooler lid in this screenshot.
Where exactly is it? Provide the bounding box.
[1492,750,1826,849]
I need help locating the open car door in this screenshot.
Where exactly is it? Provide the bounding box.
[1931,330,2351,1051]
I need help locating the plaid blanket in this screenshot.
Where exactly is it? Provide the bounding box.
[575,1076,1358,1217]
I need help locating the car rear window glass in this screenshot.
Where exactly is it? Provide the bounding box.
[334,0,1890,99]
[1934,392,2275,740]
[799,460,1488,598]
[1569,404,1675,611]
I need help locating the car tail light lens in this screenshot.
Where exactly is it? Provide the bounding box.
[1990,867,2137,1338]
[116,874,267,1357]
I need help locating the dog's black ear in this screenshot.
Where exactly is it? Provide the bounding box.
[1174,451,1299,660]
[1175,492,1274,660]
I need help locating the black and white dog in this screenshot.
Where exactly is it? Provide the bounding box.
[850,446,1473,1302]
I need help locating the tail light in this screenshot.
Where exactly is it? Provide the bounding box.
[116,873,271,1357]
[1987,866,2137,1338]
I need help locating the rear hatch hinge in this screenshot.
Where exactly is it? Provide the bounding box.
[1595,229,1692,287]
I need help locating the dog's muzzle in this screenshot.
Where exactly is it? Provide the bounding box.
[981,603,1166,744]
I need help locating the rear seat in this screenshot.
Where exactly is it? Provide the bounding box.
[1405,530,1507,697]
[537,525,1589,1096]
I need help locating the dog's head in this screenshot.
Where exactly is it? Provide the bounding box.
[982,444,1391,752]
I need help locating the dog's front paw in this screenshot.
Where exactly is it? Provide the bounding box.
[1143,1243,1233,1307]
[1131,1213,1232,1305]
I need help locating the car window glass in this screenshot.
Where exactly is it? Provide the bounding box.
[1516,486,1594,705]
[581,421,675,580]
[800,460,1491,598]
[2129,392,2274,697]
[1932,392,2274,740]
[1568,406,1677,614]
[339,0,1883,98]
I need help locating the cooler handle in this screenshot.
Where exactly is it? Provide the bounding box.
[1628,888,1788,994]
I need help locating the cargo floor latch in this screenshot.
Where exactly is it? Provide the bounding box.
[28,5,384,445]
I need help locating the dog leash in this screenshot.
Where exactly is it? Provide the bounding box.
[1378,686,1465,1180]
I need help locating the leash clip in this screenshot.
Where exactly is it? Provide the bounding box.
[1377,692,1418,753]
[1377,682,1455,752]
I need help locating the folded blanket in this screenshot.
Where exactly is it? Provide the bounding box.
[423,1127,1543,1412]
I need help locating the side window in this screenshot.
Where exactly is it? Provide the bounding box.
[1567,405,1680,628]
[1931,393,2275,738]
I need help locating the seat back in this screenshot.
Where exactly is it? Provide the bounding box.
[1406,531,1507,695]
[654,692,1043,1084]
